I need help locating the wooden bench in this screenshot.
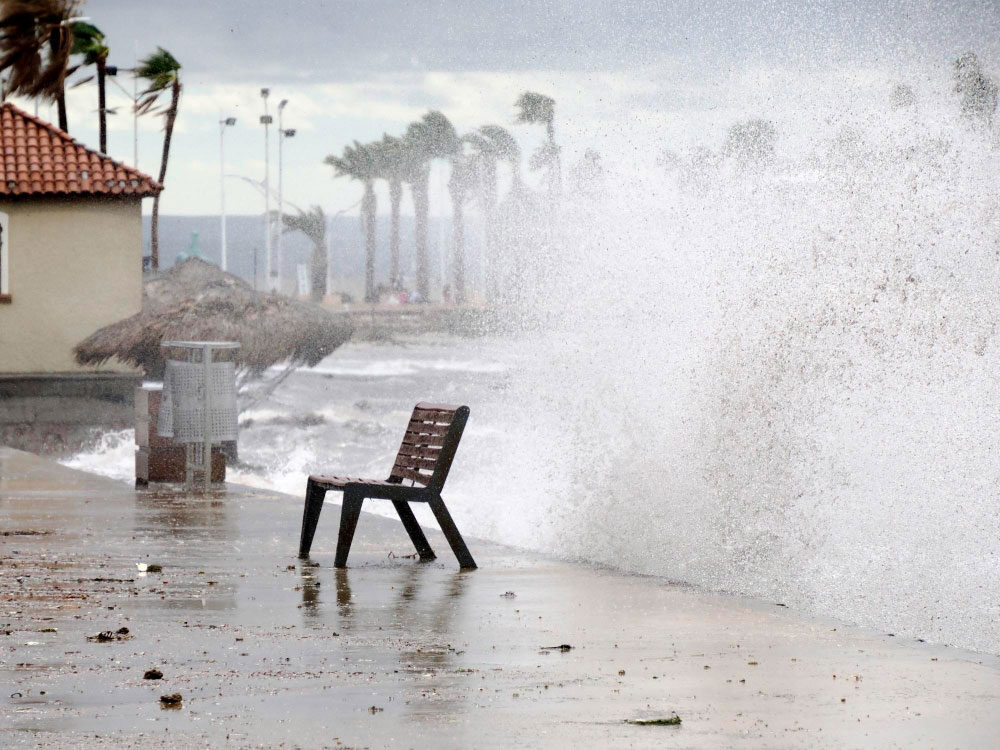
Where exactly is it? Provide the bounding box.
[297,402,476,569]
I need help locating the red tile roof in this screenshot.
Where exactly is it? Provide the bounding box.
[0,102,161,197]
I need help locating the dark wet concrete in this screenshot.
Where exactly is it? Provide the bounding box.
[2,446,1000,748]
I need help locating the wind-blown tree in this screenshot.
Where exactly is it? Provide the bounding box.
[481,124,522,191]
[889,83,916,110]
[282,205,327,303]
[0,0,80,131]
[404,110,460,301]
[723,118,776,168]
[70,21,109,152]
[447,152,478,304]
[464,124,520,301]
[953,52,998,127]
[325,141,381,303]
[569,147,605,198]
[515,91,560,205]
[136,47,181,271]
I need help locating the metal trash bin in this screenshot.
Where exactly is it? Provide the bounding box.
[157,340,240,490]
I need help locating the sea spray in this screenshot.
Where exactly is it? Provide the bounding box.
[492,70,1000,653]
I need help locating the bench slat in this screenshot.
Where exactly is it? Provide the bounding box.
[401,434,447,447]
[396,444,442,460]
[404,424,450,438]
[414,402,460,413]
[394,455,438,471]
[406,419,452,434]
[411,408,455,423]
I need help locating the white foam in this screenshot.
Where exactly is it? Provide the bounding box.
[60,429,135,484]
[303,358,509,378]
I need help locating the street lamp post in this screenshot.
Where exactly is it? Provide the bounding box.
[260,88,274,290]
[219,116,237,272]
[277,99,295,296]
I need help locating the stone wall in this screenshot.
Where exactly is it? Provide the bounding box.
[0,373,139,455]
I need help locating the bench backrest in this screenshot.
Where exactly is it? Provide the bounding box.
[390,402,470,491]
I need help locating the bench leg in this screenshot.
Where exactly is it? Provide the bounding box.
[391,500,436,561]
[428,495,477,569]
[298,480,327,558]
[334,491,365,568]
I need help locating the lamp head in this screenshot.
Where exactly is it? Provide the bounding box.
[260,87,270,98]
[284,128,296,138]
[223,117,237,127]
[279,99,288,110]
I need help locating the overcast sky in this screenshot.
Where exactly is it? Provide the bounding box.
[23,0,999,216]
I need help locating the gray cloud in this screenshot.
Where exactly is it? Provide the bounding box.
[88,0,1000,83]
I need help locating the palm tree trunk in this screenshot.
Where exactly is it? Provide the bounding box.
[49,32,67,132]
[452,194,466,305]
[150,78,181,271]
[309,240,327,303]
[56,92,67,131]
[482,159,498,302]
[97,56,107,153]
[362,180,376,303]
[546,120,560,204]
[412,168,430,301]
[388,178,402,290]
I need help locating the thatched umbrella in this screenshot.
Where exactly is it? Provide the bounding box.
[75,258,352,379]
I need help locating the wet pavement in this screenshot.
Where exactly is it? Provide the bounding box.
[2,446,1000,749]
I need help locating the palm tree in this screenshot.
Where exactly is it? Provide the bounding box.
[377,133,409,290]
[569,148,605,197]
[282,205,327,303]
[515,91,559,203]
[70,21,110,152]
[0,0,80,131]
[723,119,776,167]
[479,124,522,189]
[464,125,520,301]
[135,47,181,271]
[447,153,477,304]
[953,52,998,127]
[325,141,380,303]
[403,110,459,301]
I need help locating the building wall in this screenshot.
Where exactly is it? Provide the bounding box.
[0,197,143,373]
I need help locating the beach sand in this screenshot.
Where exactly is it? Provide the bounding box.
[2,446,999,748]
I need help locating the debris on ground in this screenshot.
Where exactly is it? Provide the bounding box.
[143,669,163,680]
[540,644,573,652]
[159,693,183,706]
[87,627,132,642]
[368,705,384,714]
[136,563,163,573]
[625,715,681,726]
[501,591,517,599]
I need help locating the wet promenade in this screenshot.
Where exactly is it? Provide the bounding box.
[2,447,999,748]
